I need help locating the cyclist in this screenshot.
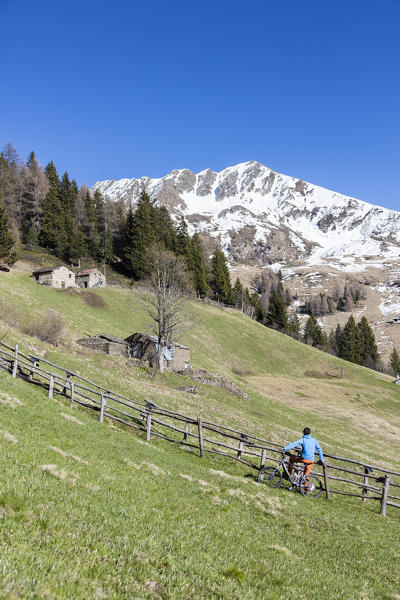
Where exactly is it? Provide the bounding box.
[282,427,324,488]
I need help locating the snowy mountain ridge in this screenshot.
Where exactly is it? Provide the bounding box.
[92,161,400,269]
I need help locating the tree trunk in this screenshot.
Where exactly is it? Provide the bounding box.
[158,346,164,372]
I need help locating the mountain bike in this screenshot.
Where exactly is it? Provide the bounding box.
[257,452,323,498]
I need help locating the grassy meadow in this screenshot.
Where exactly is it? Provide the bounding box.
[0,269,400,599]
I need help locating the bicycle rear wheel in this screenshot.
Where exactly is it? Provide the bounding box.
[299,475,322,498]
[257,467,282,488]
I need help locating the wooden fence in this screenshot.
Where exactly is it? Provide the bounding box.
[1,340,399,517]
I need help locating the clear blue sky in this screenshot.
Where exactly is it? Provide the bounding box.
[1,0,399,209]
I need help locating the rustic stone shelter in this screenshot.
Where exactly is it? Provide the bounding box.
[76,268,106,288]
[76,334,129,357]
[32,265,76,288]
[125,333,190,371]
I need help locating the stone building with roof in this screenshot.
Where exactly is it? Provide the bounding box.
[32,265,77,288]
[75,268,106,289]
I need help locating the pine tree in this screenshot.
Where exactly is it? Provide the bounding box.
[358,316,379,366]
[303,314,323,346]
[233,277,244,309]
[176,215,190,257]
[82,190,98,257]
[59,172,72,214]
[340,315,363,364]
[93,190,106,261]
[104,228,114,264]
[335,324,343,355]
[288,313,301,340]
[389,348,400,377]
[39,161,66,256]
[123,192,155,279]
[0,191,17,265]
[188,233,208,297]
[153,206,177,252]
[210,245,233,304]
[329,329,337,354]
[251,292,266,322]
[266,290,288,331]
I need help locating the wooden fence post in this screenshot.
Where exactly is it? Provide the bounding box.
[69,382,75,409]
[146,410,152,441]
[322,461,330,499]
[237,434,247,459]
[182,422,189,444]
[12,344,18,378]
[49,375,54,399]
[62,372,71,396]
[29,359,37,381]
[198,417,204,458]
[362,467,372,503]
[99,392,107,423]
[380,475,390,517]
[260,448,266,469]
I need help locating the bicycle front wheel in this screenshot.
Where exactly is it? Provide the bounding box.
[257,467,282,488]
[299,475,323,498]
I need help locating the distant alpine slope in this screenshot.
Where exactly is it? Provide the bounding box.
[92,161,400,266]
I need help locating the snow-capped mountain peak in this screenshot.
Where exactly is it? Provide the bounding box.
[92,161,400,267]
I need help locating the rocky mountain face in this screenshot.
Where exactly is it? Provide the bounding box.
[92,161,400,267]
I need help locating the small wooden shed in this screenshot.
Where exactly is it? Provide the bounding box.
[125,333,190,371]
[32,265,76,288]
[76,269,106,288]
[76,334,129,357]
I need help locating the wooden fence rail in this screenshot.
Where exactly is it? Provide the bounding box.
[0,340,399,517]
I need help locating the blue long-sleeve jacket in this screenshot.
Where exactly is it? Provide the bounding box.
[284,434,323,461]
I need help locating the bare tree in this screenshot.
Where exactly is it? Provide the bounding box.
[144,247,192,372]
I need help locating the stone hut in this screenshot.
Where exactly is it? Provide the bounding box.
[125,333,190,371]
[76,334,129,357]
[76,268,106,289]
[32,265,76,288]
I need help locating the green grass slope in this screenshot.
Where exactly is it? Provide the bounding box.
[0,270,400,599]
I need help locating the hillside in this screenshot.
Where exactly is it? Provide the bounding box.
[1,271,400,598]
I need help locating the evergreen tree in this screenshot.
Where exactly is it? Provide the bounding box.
[93,190,106,260]
[266,290,288,331]
[389,347,400,377]
[0,191,17,264]
[251,292,266,322]
[288,313,301,340]
[0,144,22,232]
[358,316,379,366]
[188,233,208,297]
[103,228,114,263]
[303,314,323,346]
[39,161,66,256]
[335,324,343,355]
[339,315,363,364]
[176,215,190,257]
[63,214,86,262]
[233,277,244,309]
[153,206,177,252]
[123,192,155,279]
[59,172,73,214]
[329,329,338,355]
[210,245,233,304]
[82,189,98,256]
